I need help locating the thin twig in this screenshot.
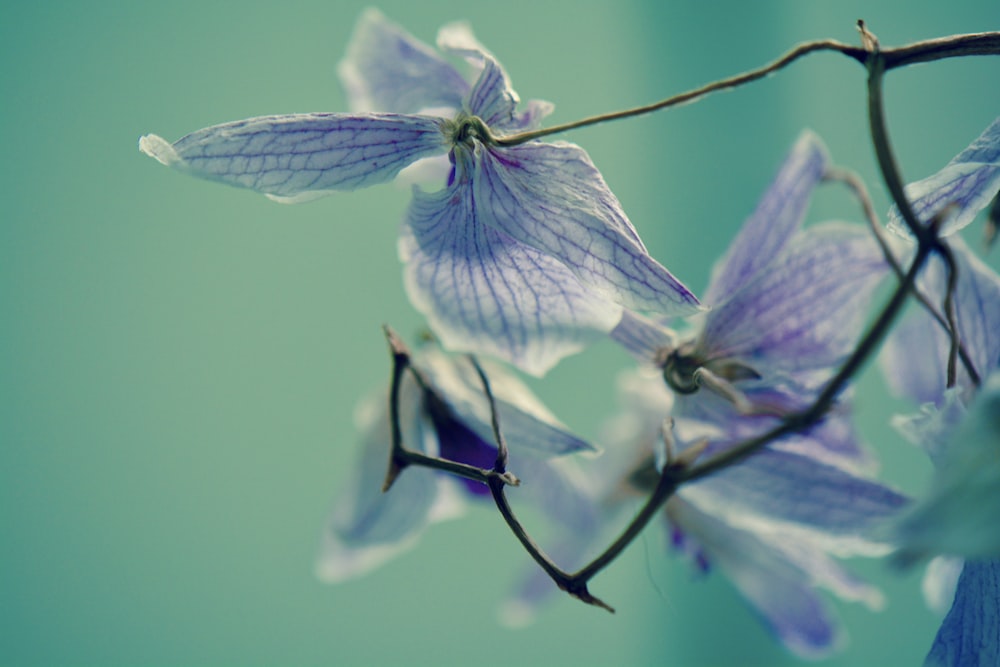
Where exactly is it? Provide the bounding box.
[863,39,980,389]
[936,240,964,388]
[380,326,518,491]
[494,30,1000,147]
[467,356,509,473]
[823,167,979,384]
[468,354,614,611]
[495,40,865,147]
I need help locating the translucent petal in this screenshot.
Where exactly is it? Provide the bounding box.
[881,237,1000,404]
[316,386,464,582]
[682,446,908,540]
[703,222,887,374]
[338,8,469,114]
[667,497,844,659]
[889,116,1000,238]
[925,559,1000,667]
[475,142,700,316]
[415,347,598,456]
[435,22,552,133]
[609,309,677,364]
[896,373,1000,562]
[139,113,448,201]
[705,131,829,304]
[399,177,622,377]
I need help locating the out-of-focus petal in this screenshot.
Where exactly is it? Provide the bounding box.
[667,497,844,659]
[399,172,622,377]
[338,8,469,114]
[316,387,464,582]
[895,373,1000,563]
[682,446,908,546]
[704,131,829,304]
[609,310,677,364]
[889,117,1000,238]
[475,141,700,316]
[925,559,1000,667]
[139,113,448,202]
[703,222,887,375]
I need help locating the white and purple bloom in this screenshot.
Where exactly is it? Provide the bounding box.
[611,130,890,468]
[881,224,1000,665]
[139,9,699,375]
[316,339,596,584]
[504,132,907,656]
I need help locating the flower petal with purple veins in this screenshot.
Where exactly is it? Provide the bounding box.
[703,222,887,375]
[889,116,1000,238]
[399,173,622,377]
[338,8,470,114]
[705,131,829,304]
[139,113,448,202]
[667,497,844,659]
[682,446,908,542]
[925,559,1000,667]
[475,141,700,316]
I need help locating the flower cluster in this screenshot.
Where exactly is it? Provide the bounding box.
[140,8,1000,665]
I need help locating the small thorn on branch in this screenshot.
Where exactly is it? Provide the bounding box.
[560,580,616,614]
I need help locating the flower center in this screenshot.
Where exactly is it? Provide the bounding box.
[445,113,495,149]
[658,341,761,395]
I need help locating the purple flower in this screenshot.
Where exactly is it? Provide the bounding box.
[612,130,890,467]
[316,341,596,583]
[139,9,699,375]
[504,133,907,656]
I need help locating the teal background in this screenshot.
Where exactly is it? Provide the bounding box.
[3,1,998,665]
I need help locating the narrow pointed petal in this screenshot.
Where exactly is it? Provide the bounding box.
[140,113,448,202]
[609,309,677,364]
[705,131,829,304]
[889,116,1000,238]
[435,22,552,133]
[703,222,887,374]
[475,142,700,316]
[338,8,469,114]
[925,559,1000,667]
[464,57,521,130]
[399,179,622,377]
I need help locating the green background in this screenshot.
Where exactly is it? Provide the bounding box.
[3,1,998,665]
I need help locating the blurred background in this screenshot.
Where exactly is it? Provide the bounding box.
[3,1,998,665]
